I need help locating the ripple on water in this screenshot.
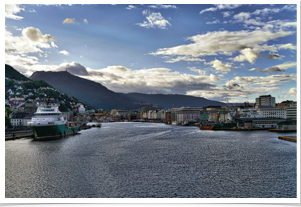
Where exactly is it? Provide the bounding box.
[5,122,297,198]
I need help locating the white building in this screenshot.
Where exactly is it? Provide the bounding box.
[255,95,275,108]
[176,107,200,123]
[286,102,297,119]
[79,104,86,114]
[257,107,286,119]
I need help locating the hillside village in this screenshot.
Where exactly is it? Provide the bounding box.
[5,77,94,128]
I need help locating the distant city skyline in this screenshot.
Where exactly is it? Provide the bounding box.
[5,3,298,103]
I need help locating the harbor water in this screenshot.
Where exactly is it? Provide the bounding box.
[5,122,297,198]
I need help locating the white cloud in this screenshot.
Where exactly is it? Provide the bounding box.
[209,74,220,82]
[5,4,24,20]
[222,11,233,18]
[200,4,241,14]
[233,12,251,21]
[5,27,56,54]
[55,62,89,76]
[149,5,177,9]
[22,27,55,43]
[207,60,232,72]
[278,43,296,50]
[164,56,205,63]
[150,30,293,60]
[51,42,58,48]
[252,8,281,16]
[126,5,136,10]
[59,50,69,55]
[137,12,171,29]
[232,48,259,63]
[84,19,88,24]
[62,18,76,24]
[81,65,219,94]
[271,62,297,70]
[288,88,297,97]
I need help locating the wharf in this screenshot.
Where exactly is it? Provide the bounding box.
[278,136,297,142]
[5,132,33,141]
[269,129,297,132]
[212,127,274,131]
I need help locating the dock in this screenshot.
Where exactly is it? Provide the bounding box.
[278,136,297,142]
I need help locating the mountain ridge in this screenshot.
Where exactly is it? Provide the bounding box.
[29,70,224,110]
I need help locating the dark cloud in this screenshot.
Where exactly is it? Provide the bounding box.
[267,66,284,73]
[267,53,281,59]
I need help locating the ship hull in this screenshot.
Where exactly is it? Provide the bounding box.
[30,124,81,140]
[199,126,214,130]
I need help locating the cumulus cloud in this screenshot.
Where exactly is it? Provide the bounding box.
[137,12,171,29]
[150,30,292,61]
[233,12,251,21]
[126,5,136,10]
[59,50,69,55]
[5,27,56,55]
[252,8,281,16]
[5,4,24,20]
[209,74,220,82]
[232,48,259,63]
[222,11,233,17]
[77,65,219,94]
[22,27,55,43]
[288,88,297,97]
[63,18,76,24]
[207,60,232,72]
[224,80,243,89]
[84,19,88,24]
[55,62,90,76]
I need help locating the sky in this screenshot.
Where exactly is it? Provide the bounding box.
[4,3,299,104]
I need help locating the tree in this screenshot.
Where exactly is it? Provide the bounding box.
[4,115,11,128]
[5,107,13,116]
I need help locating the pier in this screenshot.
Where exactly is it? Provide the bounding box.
[278,136,297,142]
[5,130,33,140]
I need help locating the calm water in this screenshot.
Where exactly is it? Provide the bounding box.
[5,122,297,198]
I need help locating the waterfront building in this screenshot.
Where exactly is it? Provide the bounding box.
[276,120,297,131]
[176,107,200,123]
[286,102,297,119]
[165,111,171,124]
[236,117,286,128]
[10,112,29,126]
[257,106,286,119]
[200,110,209,121]
[255,94,275,108]
[218,111,229,122]
[116,110,129,119]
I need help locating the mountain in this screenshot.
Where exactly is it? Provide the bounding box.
[30,71,137,110]
[5,64,30,81]
[30,70,224,110]
[120,93,223,109]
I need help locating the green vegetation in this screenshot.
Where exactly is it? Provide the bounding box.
[5,64,92,113]
[5,115,12,128]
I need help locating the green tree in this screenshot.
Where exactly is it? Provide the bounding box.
[5,115,12,128]
[5,107,13,116]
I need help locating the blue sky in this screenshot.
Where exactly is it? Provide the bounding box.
[5,3,299,103]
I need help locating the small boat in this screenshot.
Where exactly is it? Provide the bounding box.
[199,122,215,130]
[28,101,80,140]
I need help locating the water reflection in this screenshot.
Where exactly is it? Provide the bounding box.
[6,122,296,198]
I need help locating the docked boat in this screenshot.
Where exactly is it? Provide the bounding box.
[28,101,81,140]
[199,122,215,130]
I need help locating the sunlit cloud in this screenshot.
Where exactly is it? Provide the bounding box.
[137,12,171,29]
[63,18,76,24]
[5,4,24,20]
